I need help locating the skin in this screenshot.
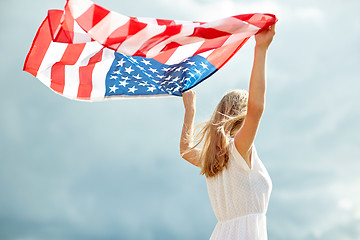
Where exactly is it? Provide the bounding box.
[180,24,276,169]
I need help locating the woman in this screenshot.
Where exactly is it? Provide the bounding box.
[179,24,276,240]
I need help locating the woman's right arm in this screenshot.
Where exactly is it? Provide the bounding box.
[234,24,276,160]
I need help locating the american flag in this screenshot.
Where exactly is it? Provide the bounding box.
[23,0,277,101]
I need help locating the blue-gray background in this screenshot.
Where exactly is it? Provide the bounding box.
[1,0,360,239]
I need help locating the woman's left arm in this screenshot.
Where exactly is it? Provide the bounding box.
[180,90,201,167]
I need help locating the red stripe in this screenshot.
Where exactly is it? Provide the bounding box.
[193,35,230,56]
[233,14,277,30]
[133,24,182,57]
[76,4,110,31]
[105,18,147,51]
[50,43,86,94]
[50,63,66,94]
[77,49,104,99]
[153,47,178,64]
[206,38,249,69]
[156,19,176,26]
[62,4,75,42]
[190,27,230,39]
[23,11,59,76]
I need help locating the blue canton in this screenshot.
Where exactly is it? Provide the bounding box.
[105,52,217,97]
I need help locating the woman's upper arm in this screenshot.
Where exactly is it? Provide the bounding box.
[234,104,263,159]
[181,148,202,167]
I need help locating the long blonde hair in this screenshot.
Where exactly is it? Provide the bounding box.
[193,90,248,178]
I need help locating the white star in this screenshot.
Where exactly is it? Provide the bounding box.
[110,75,118,80]
[172,76,180,82]
[156,75,165,79]
[113,70,121,75]
[119,80,129,87]
[187,61,196,66]
[148,67,158,73]
[141,59,151,65]
[200,62,209,69]
[139,81,148,86]
[125,66,134,74]
[175,66,183,72]
[117,58,126,67]
[194,68,201,74]
[162,67,170,71]
[152,79,160,83]
[165,75,172,81]
[133,74,142,80]
[147,86,156,92]
[128,86,138,93]
[121,76,130,80]
[189,72,195,78]
[182,68,189,72]
[174,86,181,92]
[109,85,118,93]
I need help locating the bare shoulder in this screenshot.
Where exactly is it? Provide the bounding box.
[233,106,263,163]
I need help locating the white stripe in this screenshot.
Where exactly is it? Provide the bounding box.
[75,42,105,66]
[36,42,67,87]
[63,65,80,99]
[90,48,115,101]
[88,12,130,44]
[198,17,252,34]
[174,20,197,25]
[198,49,215,59]
[61,42,104,99]
[222,28,259,46]
[165,40,204,65]
[73,20,93,43]
[136,17,158,25]
[68,0,94,19]
[117,25,166,56]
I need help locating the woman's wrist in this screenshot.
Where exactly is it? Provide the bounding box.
[185,107,196,115]
[255,44,269,52]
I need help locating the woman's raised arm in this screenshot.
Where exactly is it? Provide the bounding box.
[180,90,201,167]
[234,24,276,161]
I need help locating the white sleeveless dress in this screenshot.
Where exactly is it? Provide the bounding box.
[206,138,272,240]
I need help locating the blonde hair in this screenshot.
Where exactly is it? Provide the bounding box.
[192,89,248,178]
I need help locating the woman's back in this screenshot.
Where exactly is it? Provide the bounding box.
[205,138,272,240]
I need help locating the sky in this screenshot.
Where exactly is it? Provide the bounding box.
[0,0,360,239]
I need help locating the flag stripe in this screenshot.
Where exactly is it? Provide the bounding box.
[91,48,115,100]
[88,11,130,44]
[152,47,178,64]
[77,49,103,99]
[50,63,66,93]
[23,16,53,76]
[117,24,166,56]
[37,42,67,88]
[193,35,230,56]
[165,40,204,65]
[134,24,183,57]
[76,3,110,31]
[50,43,86,93]
[207,38,249,69]
[105,18,148,51]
